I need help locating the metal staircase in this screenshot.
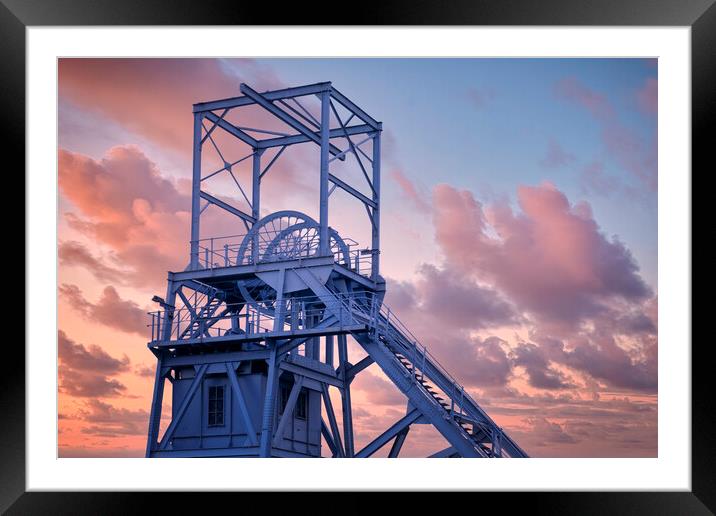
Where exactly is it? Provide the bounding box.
[300,277,528,458]
[366,313,528,458]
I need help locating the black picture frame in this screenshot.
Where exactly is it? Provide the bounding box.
[4,0,709,512]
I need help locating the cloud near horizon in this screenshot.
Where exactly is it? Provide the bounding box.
[58,330,130,398]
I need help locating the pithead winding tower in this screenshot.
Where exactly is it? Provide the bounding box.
[145,82,528,458]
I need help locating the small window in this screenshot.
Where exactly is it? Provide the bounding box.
[208,385,225,426]
[279,385,308,420]
[295,389,307,420]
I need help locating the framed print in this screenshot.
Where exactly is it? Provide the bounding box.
[5,0,711,512]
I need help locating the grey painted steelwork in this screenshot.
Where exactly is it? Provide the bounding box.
[145,82,528,458]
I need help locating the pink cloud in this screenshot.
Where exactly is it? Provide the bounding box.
[352,370,407,406]
[58,329,129,374]
[59,145,188,233]
[636,77,658,115]
[58,58,283,157]
[510,343,574,390]
[134,364,155,378]
[411,264,518,330]
[76,399,150,438]
[433,182,651,328]
[59,146,190,288]
[58,330,130,398]
[466,87,496,110]
[60,284,148,336]
[58,241,128,285]
[554,77,614,121]
[560,331,656,391]
[555,77,656,191]
[480,389,657,457]
[601,122,657,191]
[390,168,429,211]
[522,417,577,446]
[450,336,513,388]
[540,139,575,169]
[579,161,621,197]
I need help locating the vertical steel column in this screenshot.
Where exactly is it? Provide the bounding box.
[259,343,279,457]
[338,334,354,457]
[161,281,178,342]
[189,113,203,270]
[310,314,320,359]
[371,131,381,281]
[319,90,330,255]
[273,268,286,331]
[145,358,165,457]
[146,280,178,456]
[251,149,263,264]
[325,334,334,367]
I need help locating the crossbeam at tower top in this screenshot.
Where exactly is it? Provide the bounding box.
[193,81,381,129]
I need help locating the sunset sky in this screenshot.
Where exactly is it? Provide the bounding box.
[57,58,658,458]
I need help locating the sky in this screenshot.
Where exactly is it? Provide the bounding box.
[57,58,658,458]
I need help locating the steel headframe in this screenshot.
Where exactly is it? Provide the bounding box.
[145,82,529,459]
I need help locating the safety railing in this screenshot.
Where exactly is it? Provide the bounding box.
[373,304,527,456]
[193,232,246,270]
[338,248,376,278]
[148,291,374,344]
[370,303,475,420]
[190,232,375,279]
[330,293,475,421]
